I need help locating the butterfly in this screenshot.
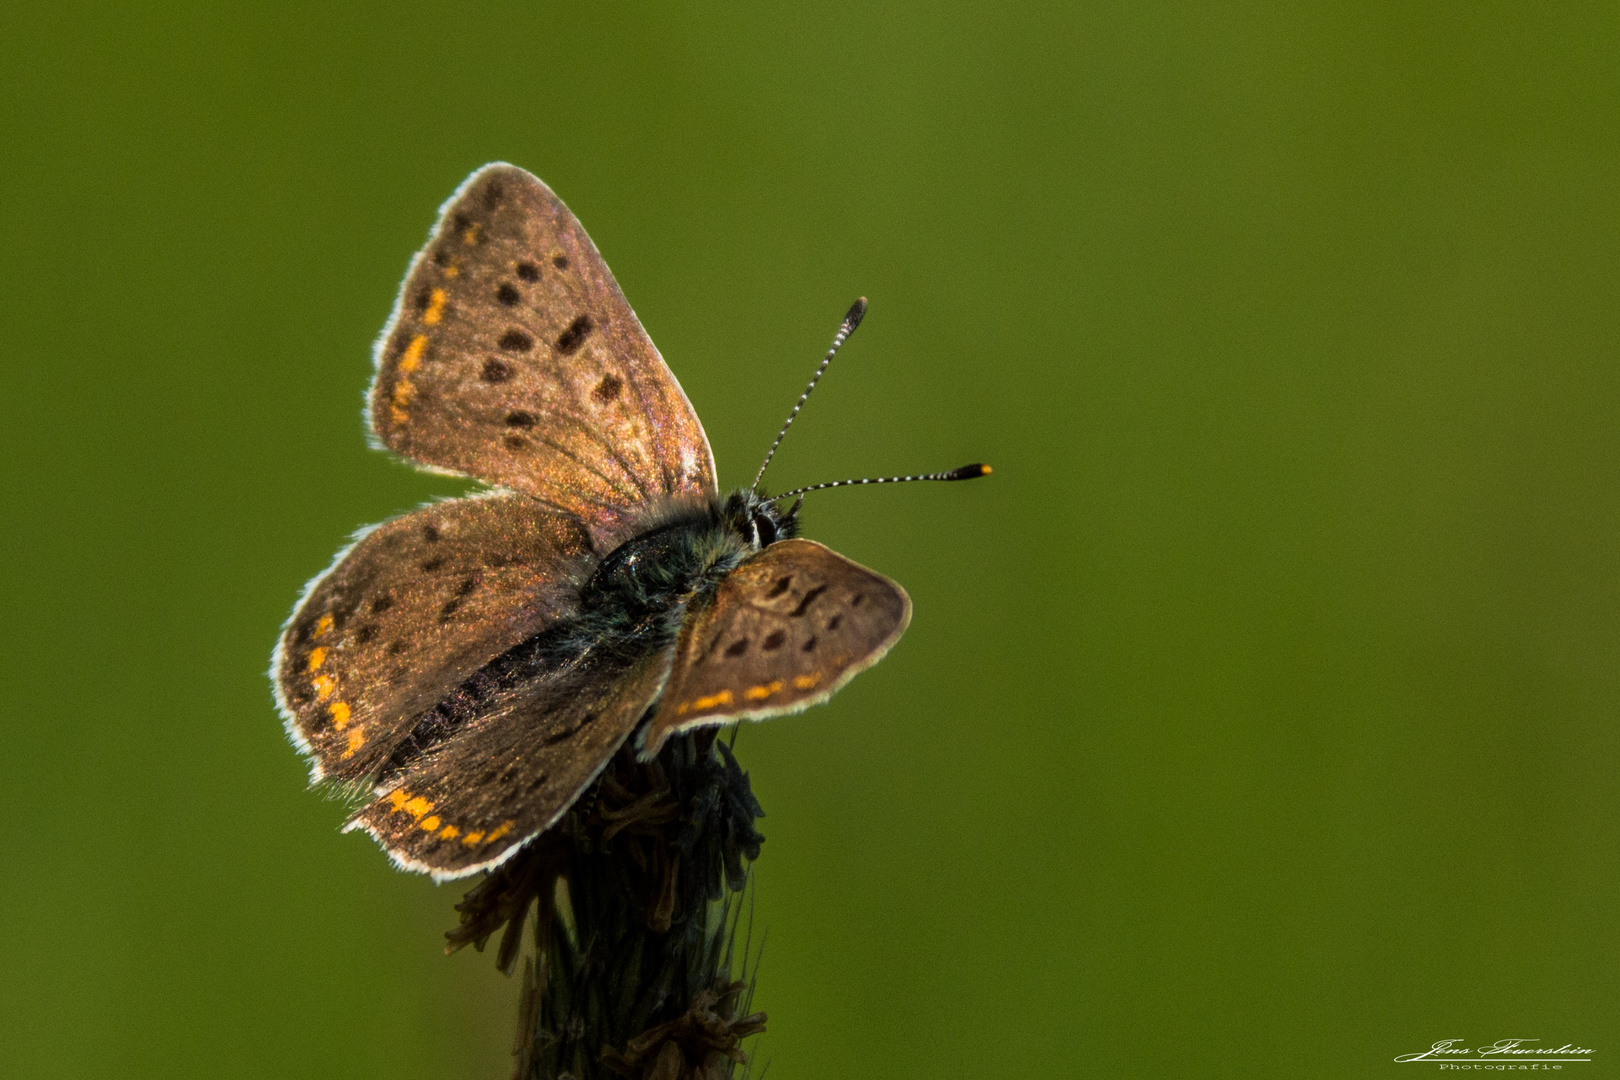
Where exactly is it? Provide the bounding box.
[272,163,988,880]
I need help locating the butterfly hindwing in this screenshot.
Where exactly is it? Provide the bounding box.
[642,538,912,756]
[370,162,718,551]
[273,494,594,782]
[347,645,675,880]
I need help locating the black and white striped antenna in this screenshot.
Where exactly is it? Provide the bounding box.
[769,464,991,502]
[751,297,991,502]
[752,298,868,491]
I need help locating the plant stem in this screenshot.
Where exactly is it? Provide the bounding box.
[449,731,767,1080]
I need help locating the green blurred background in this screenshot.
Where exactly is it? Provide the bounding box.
[4,3,1617,1077]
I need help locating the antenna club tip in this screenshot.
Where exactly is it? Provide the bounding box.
[950,463,992,480]
[843,297,868,331]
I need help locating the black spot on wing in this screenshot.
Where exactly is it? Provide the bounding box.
[482,358,512,382]
[767,575,792,598]
[544,710,598,745]
[421,557,445,572]
[592,373,622,402]
[496,283,520,306]
[555,315,595,356]
[725,639,749,657]
[329,599,359,630]
[422,524,440,543]
[552,254,569,269]
[499,329,534,352]
[790,585,827,617]
[762,630,786,651]
[505,410,536,428]
[516,261,540,281]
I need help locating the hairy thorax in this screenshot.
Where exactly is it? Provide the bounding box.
[582,489,800,629]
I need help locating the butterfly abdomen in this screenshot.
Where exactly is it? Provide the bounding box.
[375,617,590,782]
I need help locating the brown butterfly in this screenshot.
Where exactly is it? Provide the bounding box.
[272,163,988,879]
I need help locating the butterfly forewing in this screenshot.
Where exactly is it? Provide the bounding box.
[370,163,717,551]
[642,539,912,756]
[274,494,593,782]
[347,646,674,880]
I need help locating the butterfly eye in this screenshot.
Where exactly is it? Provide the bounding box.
[753,513,778,547]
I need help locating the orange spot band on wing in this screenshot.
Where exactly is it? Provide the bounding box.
[340,728,365,760]
[404,796,433,819]
[391,335,429,424]
[315,614,334,636]
[744,680,784,701]
[486,820,515,842]
[398,334,428,372]
[306,646,327,671]
[792,674,822,690]
[461,831,485,846]
[328,700,352,729]
[438,824,459,840]
[422,289,446,326]
[312,674,336,701]
[419,815,441,832]
[678,690,735,716]
[389,789,411,812]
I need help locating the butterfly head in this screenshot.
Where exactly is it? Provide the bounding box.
[721,488,801,551]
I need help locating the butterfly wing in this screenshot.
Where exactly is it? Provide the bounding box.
[370,163,717,550]
[273,494,594,783]
[642,539,912,757]
[346,646,674,880]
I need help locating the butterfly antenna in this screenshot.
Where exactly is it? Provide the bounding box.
[752,297,868,491]
[769,463,992,502]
